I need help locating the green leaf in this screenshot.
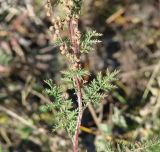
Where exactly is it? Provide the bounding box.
[83,70,118,105]
[61,68,89,81]
[113,92,127,104]
[16,127,33,139]
[80,30,102,53]
[0,50,12,65]
[42,79,78,136]
[54,37,70,47]
[99,123,111,135]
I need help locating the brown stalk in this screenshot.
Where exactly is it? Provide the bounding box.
[68,18,83,152]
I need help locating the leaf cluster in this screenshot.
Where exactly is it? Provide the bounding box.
[83,70,119,105]
[52,0,82,15]
[40,79,77,136]
[130,137,160,152]
[54,37,70,47]
[0,51,12,65]
[97,136,160,152]
[80,30,102,53]
[72,0,82,15]
[61,68,89,87]
[40,69,118,135]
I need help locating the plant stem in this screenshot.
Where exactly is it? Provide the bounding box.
[68,17,83,152]
[73,78,83,152]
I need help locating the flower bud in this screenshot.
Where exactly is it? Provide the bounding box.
[75,15,79,19]
[53,34,57,41]
[72,19,77,25]
[55,30,59,34]
[66,16,71,21]
[68,0,73,7]
[51,18,55,23]
[61,50,65,55]
[64,44,67,50]
[45,4,48,9]
[54,23,59,30]
[49,26,54,31]
[46,12,51,17]
[56,16,61,21]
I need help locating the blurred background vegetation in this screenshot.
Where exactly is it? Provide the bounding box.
[0,0,160,151]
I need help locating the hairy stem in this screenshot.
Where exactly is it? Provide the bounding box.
[73,78,83,152]
[68,17,83,152]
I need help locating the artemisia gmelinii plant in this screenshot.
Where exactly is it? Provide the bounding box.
[41,0,118,151]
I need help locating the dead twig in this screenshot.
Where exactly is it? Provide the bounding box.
[0,105,46,135]
[141,60,160,103]
[120,64,159,79]
[106,8,125,24]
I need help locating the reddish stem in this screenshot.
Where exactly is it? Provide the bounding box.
[68,18,83,152]
[73,78,83,152]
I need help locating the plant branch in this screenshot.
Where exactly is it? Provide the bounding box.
[68,17,83,152]
[73,78,83,152]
